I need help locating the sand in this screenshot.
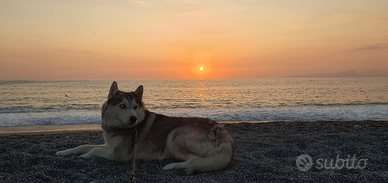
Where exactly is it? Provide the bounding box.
[1,120,388,182]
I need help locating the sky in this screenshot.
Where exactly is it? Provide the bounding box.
[1,0,388,80]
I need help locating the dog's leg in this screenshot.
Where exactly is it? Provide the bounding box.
[79,146,118,161]
[163,156,197,171]
[56,144,107,156]
[163,127,233,175]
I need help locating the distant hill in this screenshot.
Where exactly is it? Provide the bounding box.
[288,70,388,78]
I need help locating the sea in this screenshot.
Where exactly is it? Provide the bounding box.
[1,78,388,127]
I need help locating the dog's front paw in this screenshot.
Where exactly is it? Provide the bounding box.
[163,163,178,170]
[55,151,69,156]
[79,154,91,159]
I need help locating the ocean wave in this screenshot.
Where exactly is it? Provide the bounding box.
[154,105,388,122]
[1,105,387,127]
[1,79,388,127]
[0,110,101,127]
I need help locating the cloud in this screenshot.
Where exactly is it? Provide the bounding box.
[352,43,388,51]
[291,24,304,29]
[59,49,97,54]
[133,0,148,5]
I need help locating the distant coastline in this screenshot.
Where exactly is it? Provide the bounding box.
[287,70,388,78]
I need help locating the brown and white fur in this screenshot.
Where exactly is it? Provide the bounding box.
[56,81,234,175]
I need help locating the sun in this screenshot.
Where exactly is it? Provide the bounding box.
[190,65,211,79]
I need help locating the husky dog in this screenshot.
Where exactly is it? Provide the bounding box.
[56,81,234,174]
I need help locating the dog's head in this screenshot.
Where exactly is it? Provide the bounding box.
[102,81,146,127]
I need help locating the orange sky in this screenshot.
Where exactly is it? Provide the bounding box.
[1,0,388,80]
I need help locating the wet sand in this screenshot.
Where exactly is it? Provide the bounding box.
[1,120,388,182]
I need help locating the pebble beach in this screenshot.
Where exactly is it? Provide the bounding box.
[1,120,388,182]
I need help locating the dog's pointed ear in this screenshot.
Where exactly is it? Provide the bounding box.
[134,85,144,101]
[108,81,119,100]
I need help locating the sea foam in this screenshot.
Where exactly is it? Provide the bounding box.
[1,105,387,127]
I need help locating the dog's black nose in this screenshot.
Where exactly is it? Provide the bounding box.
[129,116,137,124]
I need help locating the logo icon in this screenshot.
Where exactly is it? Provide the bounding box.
[296,154,313,171]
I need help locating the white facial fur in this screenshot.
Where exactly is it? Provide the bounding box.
[114,98,144,125]
[105,82,145,126]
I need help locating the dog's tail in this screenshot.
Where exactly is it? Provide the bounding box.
[185,139,234,175]
[164,125,234,175]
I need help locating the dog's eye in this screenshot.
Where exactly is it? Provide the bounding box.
[134,105,139,110]
[119,104,126,109]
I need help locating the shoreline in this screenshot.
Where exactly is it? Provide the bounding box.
[1,119,387,136]
[1,120,388,182]
[0,124,102,136]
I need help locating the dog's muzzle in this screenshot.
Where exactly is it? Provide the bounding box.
[129,116,138,124]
